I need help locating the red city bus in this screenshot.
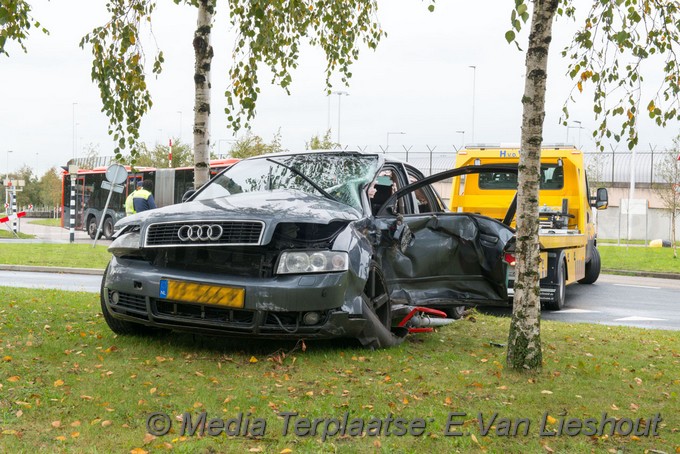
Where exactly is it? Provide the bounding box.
[61,158,239,239]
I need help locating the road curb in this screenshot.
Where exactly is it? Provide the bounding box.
[602,268,680,280]
[0,264,105,276]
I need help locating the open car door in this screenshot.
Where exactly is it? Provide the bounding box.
[374,164,519,310]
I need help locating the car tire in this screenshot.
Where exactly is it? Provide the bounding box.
[87,216,99,240]
[546,259,566,311]
[100,265,153,335]
[103,217,114,240]
[444,306,466,319]
[359,263,403,349]
[578,247,601,284]
[366,264,392,331]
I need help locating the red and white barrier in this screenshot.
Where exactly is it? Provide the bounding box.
[0,211,26,224]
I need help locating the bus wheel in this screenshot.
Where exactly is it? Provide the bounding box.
[103,217,114,240]
[87,217,99,239]
[578,248,601,284]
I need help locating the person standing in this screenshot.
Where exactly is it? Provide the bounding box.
[125,180,156,215]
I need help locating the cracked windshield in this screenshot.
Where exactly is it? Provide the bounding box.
[195,153,380,210]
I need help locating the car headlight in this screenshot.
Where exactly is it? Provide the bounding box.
[276,251,348,274]
[108,232,142,257]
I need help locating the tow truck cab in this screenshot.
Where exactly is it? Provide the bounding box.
[449,145,608,310]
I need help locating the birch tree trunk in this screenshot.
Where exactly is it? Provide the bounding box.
[507,0,558,371]
[193,0,215,189]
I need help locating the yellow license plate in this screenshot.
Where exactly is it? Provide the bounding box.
[159,279,245,308]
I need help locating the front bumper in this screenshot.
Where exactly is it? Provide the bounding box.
[103,257,366,339]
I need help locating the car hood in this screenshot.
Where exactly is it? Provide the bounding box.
[116,189,362,243]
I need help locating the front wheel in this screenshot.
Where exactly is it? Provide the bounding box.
[578,247,601,284]
[444,306,466,319]
[358,263,403,349]
[87,217,99,239]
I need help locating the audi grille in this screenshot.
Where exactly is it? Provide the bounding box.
[144,220,265,247]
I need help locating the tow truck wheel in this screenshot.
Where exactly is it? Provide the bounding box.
[578,248,601,284]
[547,259,566,311]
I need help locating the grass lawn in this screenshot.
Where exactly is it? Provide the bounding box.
[599,245,679,274]
[0,230,34,239]
[28,219,61,227]
[0,287,678,453]
[0,244,110,269]
[600,238,680,246]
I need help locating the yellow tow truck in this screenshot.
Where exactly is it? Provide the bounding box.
[449,145,609,310]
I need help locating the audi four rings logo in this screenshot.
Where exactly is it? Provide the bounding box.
[177,224,224,242]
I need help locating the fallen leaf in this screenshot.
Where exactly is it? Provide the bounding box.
[54,379,65,387]
[143,433,156,444]
[130,449,148,454]
[249,356,258,363]
[55,436,66,441]
[2,356,11,362]
[7,376,20,383]
[71,421,81,427]
[149,387,157,395]
[71,432,80,438]
[280,449,293,454]
[541,390,553,395]
[15,410,23,418]
[101,420,112,428]
[51,421,61,428]
[248,448,263,453]
[546,415,558,425]
[471,433,480,445]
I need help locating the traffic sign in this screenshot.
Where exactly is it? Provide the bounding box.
[101,180,124,193]
[105,164,127,184]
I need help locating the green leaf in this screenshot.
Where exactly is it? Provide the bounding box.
[505,30,516,43]
[428,5,435,12]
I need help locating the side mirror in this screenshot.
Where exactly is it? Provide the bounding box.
[182,189,197,203]
[595,188,608,210]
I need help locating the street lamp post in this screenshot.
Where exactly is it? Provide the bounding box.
[566,120,584,148]
[456,130,465,150]
[332,91,349,145]
[469,66,476,143]
[177,111,183,140]
[4,150,12,209]
[386,132,406,151]
[72,102,78,162]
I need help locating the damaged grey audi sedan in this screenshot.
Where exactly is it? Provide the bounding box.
[102,151,516,348]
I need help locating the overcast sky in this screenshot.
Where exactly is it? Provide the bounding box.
[1,0,677,177]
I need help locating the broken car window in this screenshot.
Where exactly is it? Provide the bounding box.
[194,153,380,210]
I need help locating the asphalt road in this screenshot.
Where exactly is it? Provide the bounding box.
[0,270,102,293]
[1,271,678,330]
[479,274,680,331]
